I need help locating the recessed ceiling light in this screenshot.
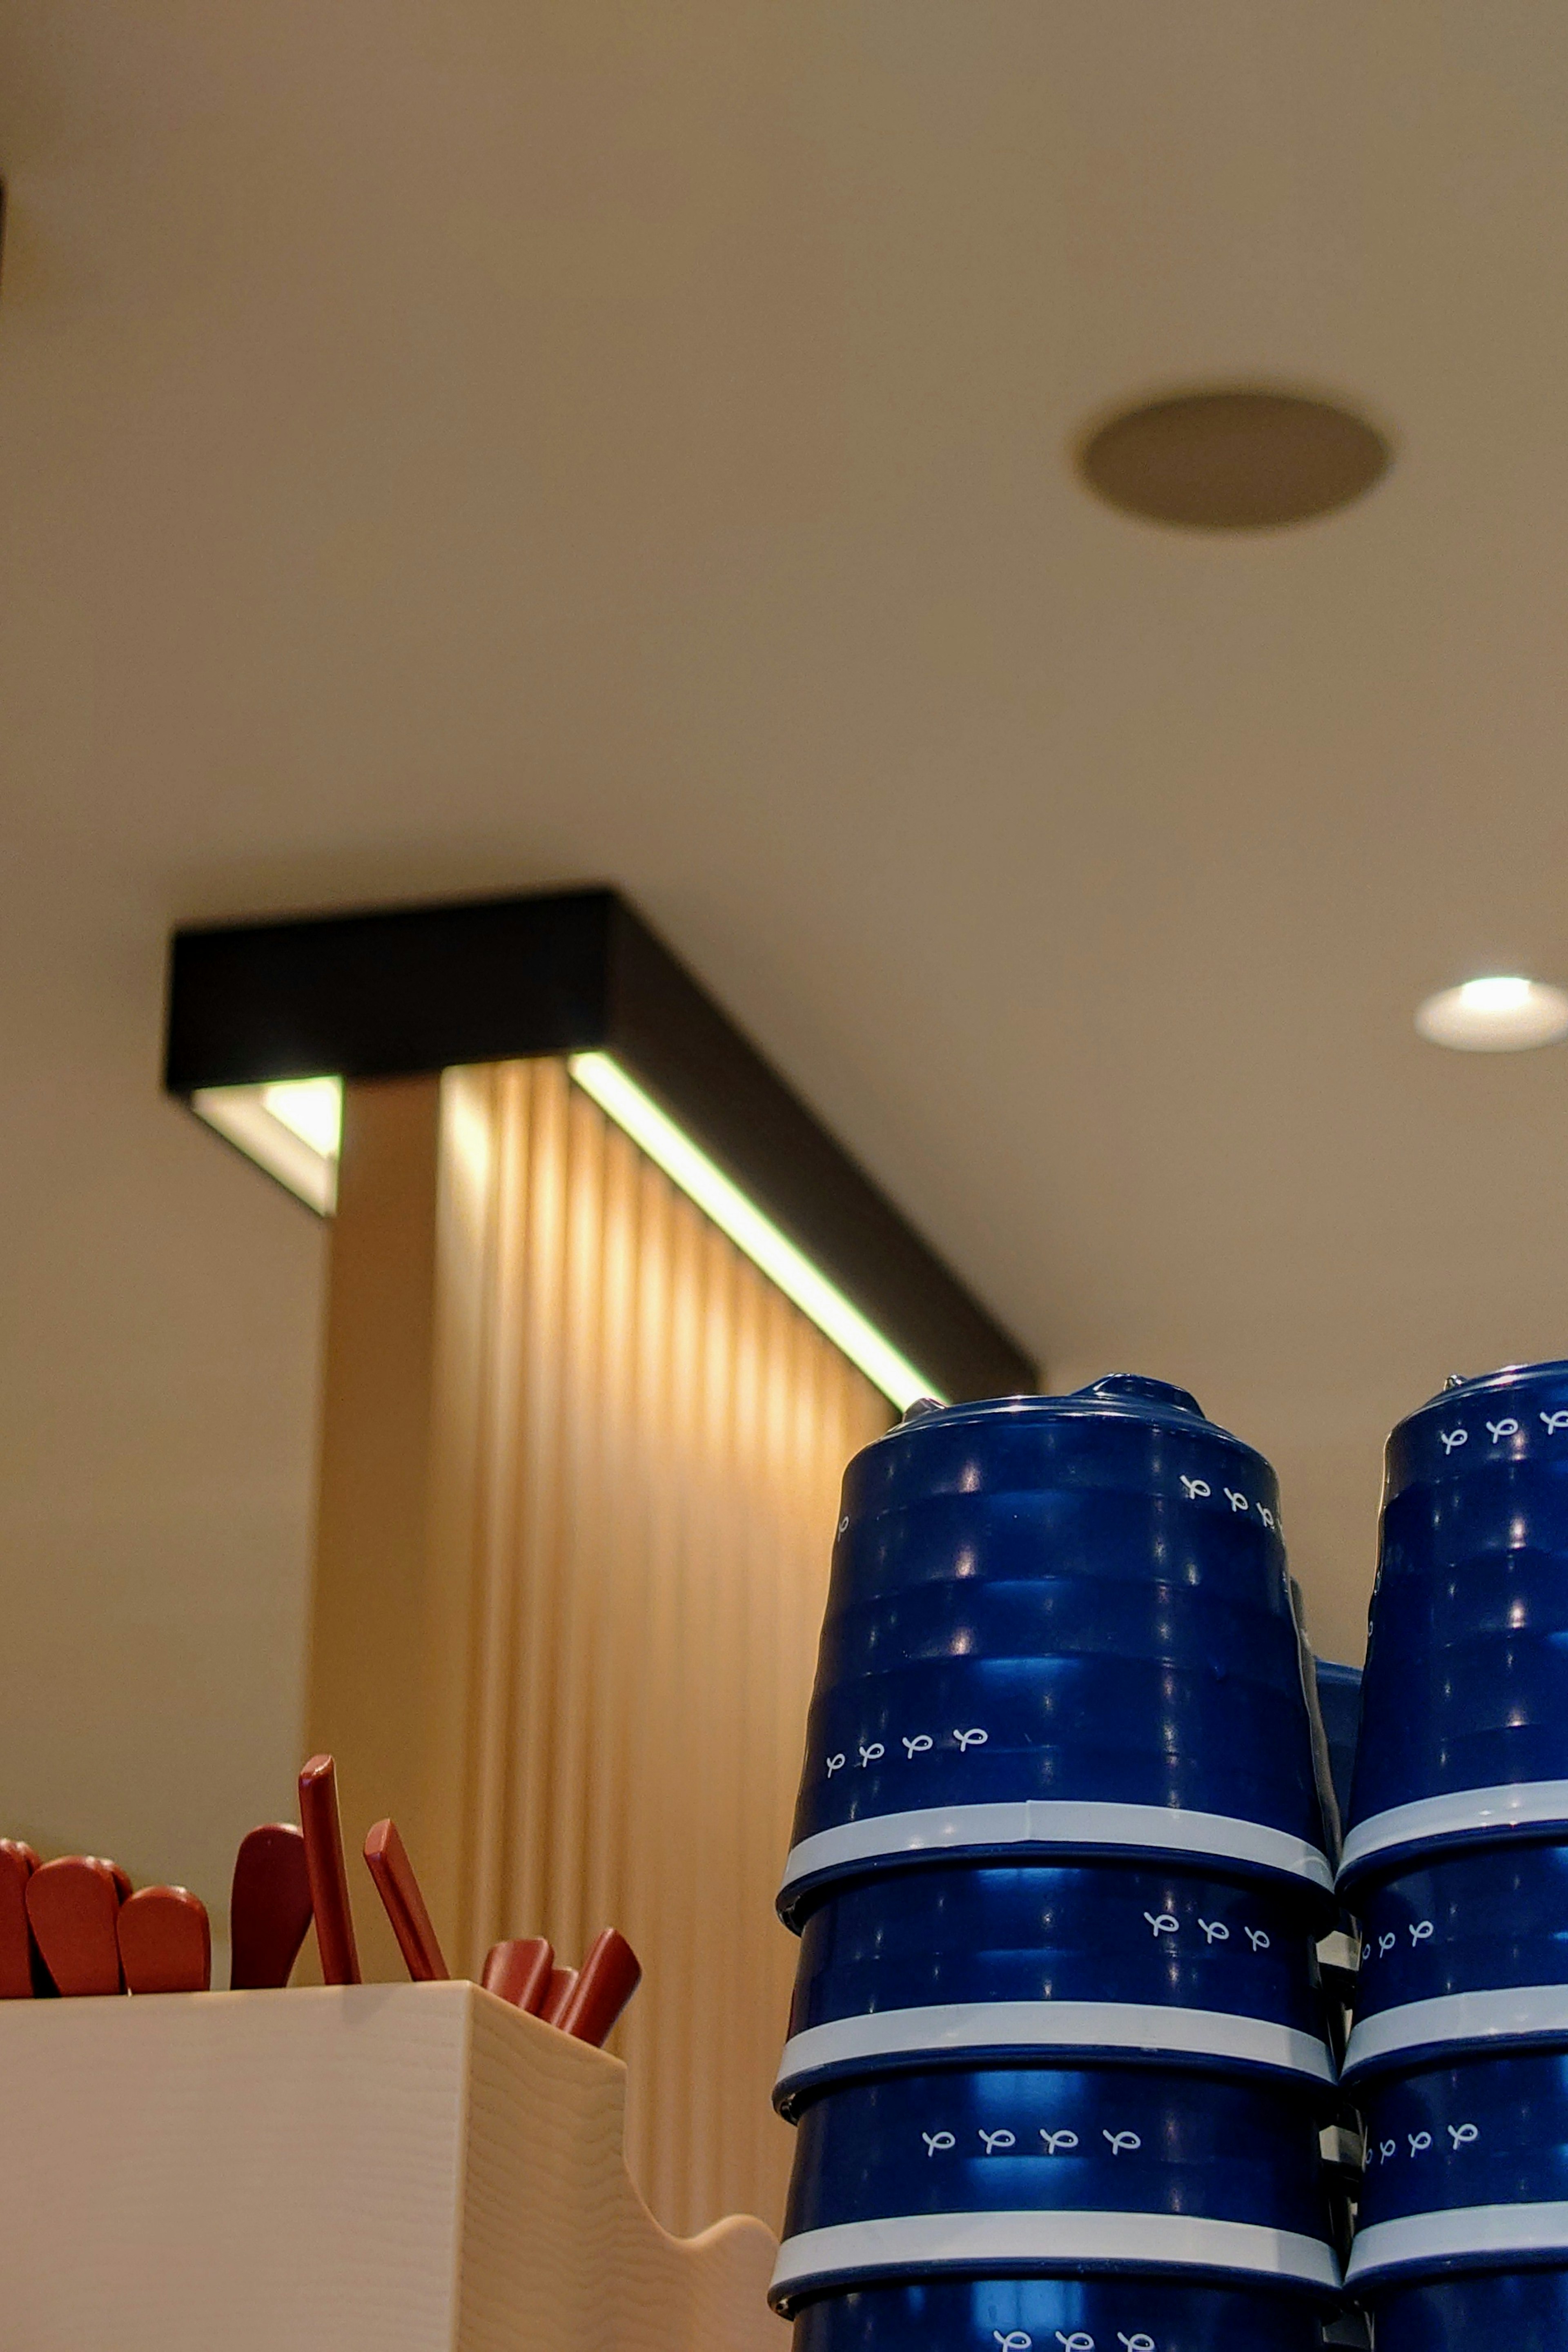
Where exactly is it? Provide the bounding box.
[1415,976,1568,1053]
[1077,389,1391,530]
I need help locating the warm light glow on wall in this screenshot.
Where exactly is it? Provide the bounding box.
[567,1052,943,1410]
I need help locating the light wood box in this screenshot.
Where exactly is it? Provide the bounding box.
[0,1979,786,2350]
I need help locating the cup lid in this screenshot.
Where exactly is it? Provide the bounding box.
[893,1373,1219,1437]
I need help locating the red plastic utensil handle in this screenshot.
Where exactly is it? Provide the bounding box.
[229,1824,314,1991]
[298,1755,361,1985]
[540,1965,577,2024]
[26,1857,125,1996]
[363,1820,448,1982]
[0,1841,39,2000]
[481,1937,554,2014]
[92,1858,134,1904]
[553,1929,642,2046]
[118,1887,212,1994]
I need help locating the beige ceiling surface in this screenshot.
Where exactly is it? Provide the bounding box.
[3,1,1568,1892]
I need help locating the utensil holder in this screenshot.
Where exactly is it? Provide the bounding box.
[0,1978,783,2351]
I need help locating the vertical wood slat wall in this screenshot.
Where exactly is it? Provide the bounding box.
[308,1060,889,2238]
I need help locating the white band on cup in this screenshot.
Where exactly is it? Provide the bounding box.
[1345,2200,1568,2287]
[1339,1780,1568,1883]
[780,1800,1334,1903]
[775,2000,1333,2094]
[1344,1982,1568,2076]
[770,2209,1343,2302]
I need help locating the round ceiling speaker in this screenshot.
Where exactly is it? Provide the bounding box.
[1077,389,1391,530]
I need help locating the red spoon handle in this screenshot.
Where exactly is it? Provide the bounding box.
[363,1820,448,1982]
[0,1841,39,1999]
[298,1755,361,1985]
[540,1965,578,2024]
[229,1824,314,1991]
[554,1929,642,2047]
[481,1936,554,2013]
[118,1887,211,1993]
[26,1857,124,1996]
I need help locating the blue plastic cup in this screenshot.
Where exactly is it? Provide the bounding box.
[780,1381,1334,1923]
[1360,2267,1568,2350]
[1348,2045,1568,2292]
[788,2274,1329,2350]
[1342,1840,1568,2084]
[770,2060,1341,2311]
[776,1856,1334,2114]
[1341,1361,1568,1892]
[1314,1659,1362,1830]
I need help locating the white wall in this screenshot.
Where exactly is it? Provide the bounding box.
[0,828,325,1937]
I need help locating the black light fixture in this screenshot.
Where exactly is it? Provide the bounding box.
[165,886,1036,1408]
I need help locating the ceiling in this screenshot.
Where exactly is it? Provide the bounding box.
[2,4,1567,1885]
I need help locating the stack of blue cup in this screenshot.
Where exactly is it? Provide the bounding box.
[770,1378,1347,2349]
[1339,1361,1568,2345]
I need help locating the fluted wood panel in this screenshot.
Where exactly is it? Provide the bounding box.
[314,1060,888,2238]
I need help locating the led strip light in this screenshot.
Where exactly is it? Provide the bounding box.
[568,1052,943,1411]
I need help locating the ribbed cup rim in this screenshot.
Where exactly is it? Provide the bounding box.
[775,2000,1334,2107]
[1347,2201,1568,2288]
[769,2211,1343,2311]
[781,1798,1334,1921]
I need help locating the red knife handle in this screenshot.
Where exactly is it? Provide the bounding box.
[363,1820,448,1982]
[298,1755,361,1985]
[481,1936,554,2013]
[553,1929,642,2047]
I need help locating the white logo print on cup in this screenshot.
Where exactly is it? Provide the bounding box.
[1361,1918,1435,1966]
[987,2334,1155,2351]
[1143,1903,1273,1953]
[825,1724,987,1779]
[1176,1474,1275,1527]
[1434,1412,1568,1451]
[1368,2123,1479,2165]
[922,2123,1136,2159]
